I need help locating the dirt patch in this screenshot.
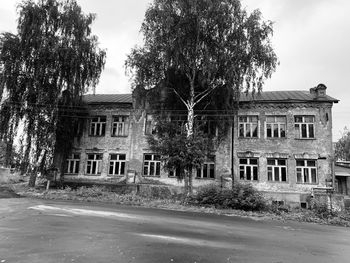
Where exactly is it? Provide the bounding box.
[0,186,21,198]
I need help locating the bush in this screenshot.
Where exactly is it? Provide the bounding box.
[310,198,339,219]
[187,183,268,211]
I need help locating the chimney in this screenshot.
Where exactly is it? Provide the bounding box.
[310,83,327,99]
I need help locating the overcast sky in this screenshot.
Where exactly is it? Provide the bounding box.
[0,0,349,141]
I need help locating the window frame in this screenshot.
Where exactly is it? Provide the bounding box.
[108,154,126,176]
[111,115,129,137]
[238,116,259,138]
[143,154,161,177]
[294,115,315,139]
[296,159,318,184]
[267,158,288,182]
[196,156,215,179]
[65,153,80,174]
[265,116,286,138]
[89,116,107,137]
[145,114,156,135]
[239,158,259,181]
[86,153,103,175]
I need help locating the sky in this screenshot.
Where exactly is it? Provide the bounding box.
[0,0,349,141]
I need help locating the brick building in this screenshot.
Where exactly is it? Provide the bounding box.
[60,84,339,206]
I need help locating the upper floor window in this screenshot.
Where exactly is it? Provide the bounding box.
[145,114,156,135]
[143,154,161,176]
[267,159,287,182]
[65,153,80,174]
[294,116,315,139]
[86,153,103,175]
[266,116,286,138]
[239,158,258,181]
[239,116,258,138]
[196,156,215,179]
[112,116,129,137]
[89,116,106,136]
[296,159,317,184]
[109,154,126,175]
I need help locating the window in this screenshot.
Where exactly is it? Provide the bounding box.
[267,159,287,182]
[296,160,317,184]
[294,116,315,139]
[89,116,106,136]
[65,153,80,174]
[108,154,126,175]
[145,115,156,135]
[266,116,286,138]
[239,158,258,181]
[111,116,129,137]
[196,156,215,179]
[239,116,258,138]
[86,153,103,175]
[143,154,161,176]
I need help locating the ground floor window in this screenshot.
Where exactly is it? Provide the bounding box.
[267,159,287,182]
[296,159,317,184]
[86,153,103,175]
[239,158,258,181]
[65,153,80,174]
[109,154,126,175]
[143,154,161,176]
[196,156,215,179]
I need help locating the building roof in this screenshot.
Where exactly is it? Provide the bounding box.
[82,90,338,105]
[335,164,350,177]
[83,94,132,104]
[239,90,338,103]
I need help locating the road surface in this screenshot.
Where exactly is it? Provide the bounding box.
[0,197,349,263]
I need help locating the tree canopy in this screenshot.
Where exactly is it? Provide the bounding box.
[126,0,277,192]
[335,127,350,161]
[0,0,106,186]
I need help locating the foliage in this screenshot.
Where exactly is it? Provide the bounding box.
[126,0,277,192]
[0,0,106,186]
[147,119,213,184]
[187,183,268,211]
[335,127,350,160]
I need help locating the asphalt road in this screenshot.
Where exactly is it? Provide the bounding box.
[0,197,349,263]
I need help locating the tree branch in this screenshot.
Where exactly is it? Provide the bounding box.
[172,88,189,110]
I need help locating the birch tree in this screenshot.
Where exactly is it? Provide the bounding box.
[126,0,277,192]
[0,0,106,187]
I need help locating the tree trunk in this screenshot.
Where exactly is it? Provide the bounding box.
[28,149,46,187]
[28,169,37,187]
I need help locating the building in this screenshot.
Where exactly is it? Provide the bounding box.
[59,84,339,207]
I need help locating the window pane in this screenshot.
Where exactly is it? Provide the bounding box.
[150,162,154,175]
[311,168,317,183]
[266,116,275,122]
[278,159,286,166]
[246,166,251,180]
[109,163,114,174]
[240,169,245,180]
[252,124,258,137]
[268,167,272,181]
[245,124,251,137]
[156,162,160,176]
[253,166,258,180]
[309,124,314,138]
[145,155,152,161]
[273,124,279,137]
[239,159,247,164]
[301,124,307,138]
[304,116,314,122]
[280,124,286,137]
[307,160,316,167]
[110,154,118,160]
[267,159,275,165]
[203,164,208,178]
[119,154,126,160]
[250,159,258,165]
[266,124,272,137]
[209,164,215,178]
[295,116,302,123]
[281,167,286,181]
[276,116,286,122]
[304,168,309,183]
[296,160,304,166]
[296,168,302,183]
[239,124,244,137]
[121,162,125,175]
[274,167,279,181]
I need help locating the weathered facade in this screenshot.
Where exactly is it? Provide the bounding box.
[60,84,339,207]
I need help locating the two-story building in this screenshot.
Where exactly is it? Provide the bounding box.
[60,84,339,207]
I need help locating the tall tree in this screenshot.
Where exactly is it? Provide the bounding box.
[126,0,277,192]
[0,0,106,186]
[335,127,350,161]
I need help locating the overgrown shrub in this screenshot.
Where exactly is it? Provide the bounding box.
[187,183,268,211]
[310,198,340,219]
